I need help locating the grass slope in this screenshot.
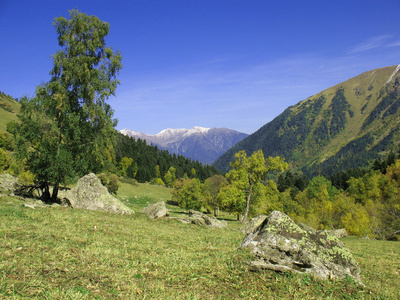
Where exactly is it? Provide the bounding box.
[0,93,19,132]
[1,182,399,299]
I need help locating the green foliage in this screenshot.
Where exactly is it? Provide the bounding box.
[203,174,228,215]
[119,156,133,177]
[0,131,14,151]
[281,154,400,238]
[164,166,176,187]
[97,173,120,194]
[150,177,166,186]
[341,203,371,236]
[0,148,12,172]
[115,133,220,184]
[329,88,351,137]
[172,178,203,211]
[7,163,20,176]
[12,10,122,201]
[18,170,36,185]
[224,150,288,222]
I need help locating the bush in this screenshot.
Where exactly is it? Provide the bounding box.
[97,173,120,194]
[0,131,14,151]
[0,148,12,172]
[8,163,20,176]
[150,178,166,186]
[18,170,35,185]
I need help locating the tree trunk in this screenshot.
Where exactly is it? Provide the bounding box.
[241,182,253,223]
[42,183,51,202]
[214,206,220,217]
[51,182,59,203]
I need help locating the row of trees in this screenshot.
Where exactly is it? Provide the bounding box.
[172,149,400,240]
[115,133,221,183]
[172,150,288,222]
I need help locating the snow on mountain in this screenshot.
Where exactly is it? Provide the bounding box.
[120,126,248,164]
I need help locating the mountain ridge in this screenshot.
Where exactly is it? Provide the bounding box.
[214,65,400,176]
[120,126,248,164]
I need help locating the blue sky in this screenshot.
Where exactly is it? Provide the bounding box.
[1,1,400,134]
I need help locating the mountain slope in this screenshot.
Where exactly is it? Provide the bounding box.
[120,126,248,164]
[214,65,400,176]
[0,92,20,132]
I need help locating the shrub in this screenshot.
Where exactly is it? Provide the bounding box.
[98,173,120,194]
[150,178,166,186]
[18,170,35,185]
[0,148,12,172]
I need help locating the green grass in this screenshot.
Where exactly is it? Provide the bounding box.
[1,182,399,299]
[343,237,400,298]
[117,181,173,212]
[0,93,20,132]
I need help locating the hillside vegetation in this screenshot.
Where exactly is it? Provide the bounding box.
[0,93,220,185]
[1,182,400,299]
[215,65,400,177]
[0,92,19,132]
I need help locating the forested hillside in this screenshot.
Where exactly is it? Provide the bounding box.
[0,93,220,184]
[115,133,220,183]
[214,65,400,177]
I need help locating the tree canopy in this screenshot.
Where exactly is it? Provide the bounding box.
[220,150,288,222]
[13,10,122,201]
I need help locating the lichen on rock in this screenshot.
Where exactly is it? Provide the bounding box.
[240,211,361,283]
[65,173,134,215]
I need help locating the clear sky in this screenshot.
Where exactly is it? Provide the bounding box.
[1,1,400,134]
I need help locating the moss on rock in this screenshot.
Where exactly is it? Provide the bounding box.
[241,211,361,283]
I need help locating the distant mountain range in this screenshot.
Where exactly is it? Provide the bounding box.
[120,126,248,164]
[214,65,400,176]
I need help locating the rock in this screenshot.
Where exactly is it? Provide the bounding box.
[142,201,168,219]
[240,210,361,282]
[0,173,21,194]
[188,210,227,228]
[297,222,317,234]
[241,215,268,235]
[322,228,348,239]
[172,210,227,228]
[23,203,36,209]
[23,199,47,209]
[65,173,134,215]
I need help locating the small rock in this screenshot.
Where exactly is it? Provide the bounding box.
[23,203,36,209]
[173,210,227,228]
[142,201,168,219]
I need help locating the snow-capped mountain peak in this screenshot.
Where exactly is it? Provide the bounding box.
[120,126,248,164]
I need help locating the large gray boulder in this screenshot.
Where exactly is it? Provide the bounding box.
[65,173,134,215]
[142,201,168,219]
[240,210,361,282]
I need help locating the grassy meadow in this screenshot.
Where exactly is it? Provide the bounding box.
[0,94,19,132]
[1,181,399,299]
